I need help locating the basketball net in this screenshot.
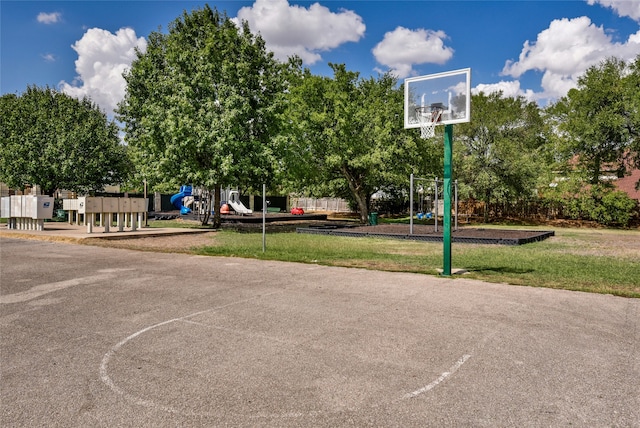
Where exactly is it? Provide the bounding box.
[416,108,443,139]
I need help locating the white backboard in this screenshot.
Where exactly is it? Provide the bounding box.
[404,68,471,129]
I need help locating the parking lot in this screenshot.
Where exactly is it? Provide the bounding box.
[1,237,638,426]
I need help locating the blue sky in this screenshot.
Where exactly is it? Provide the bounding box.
[2,0,639,116]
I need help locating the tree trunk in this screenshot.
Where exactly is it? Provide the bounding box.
[341,165,369,224]
[354,192,369,224]
[590,155,601,185]
[483,190,491,223]
[211,183,221,229]
[200,189,212,226]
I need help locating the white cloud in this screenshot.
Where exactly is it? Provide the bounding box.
[59,27,147,115]
[233,0,365,64]
[41,53,56,62]
[472,81,537,102]
[37,12,61,24]
[587,0,640,22]
[372,27,454,78]
[502,16,640,100]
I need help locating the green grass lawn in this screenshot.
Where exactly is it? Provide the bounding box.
[185,226,640,298]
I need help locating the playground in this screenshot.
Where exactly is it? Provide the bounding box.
[160,181,556,246]
[169,185,276,217]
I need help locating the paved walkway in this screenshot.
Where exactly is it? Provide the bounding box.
[0,222,209,241]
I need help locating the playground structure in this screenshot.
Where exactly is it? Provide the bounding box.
[0,195,54,231]
[170,185,194,215]
[171,186,255,217]
[171,186,220,223]
[409,175,459,234]
[226,190,252,215]
[164,186,335,224]
[62,196,148,233]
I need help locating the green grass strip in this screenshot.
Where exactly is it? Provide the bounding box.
[192,229,640,298]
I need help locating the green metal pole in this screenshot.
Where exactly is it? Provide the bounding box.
[443,124,453,276]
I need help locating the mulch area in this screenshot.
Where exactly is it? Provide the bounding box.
[297,223,555,245]
[150,212,555,245]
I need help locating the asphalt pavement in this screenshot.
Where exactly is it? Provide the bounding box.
[1,237,638,427]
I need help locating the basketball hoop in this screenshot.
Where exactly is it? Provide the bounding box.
[415,105,444,139]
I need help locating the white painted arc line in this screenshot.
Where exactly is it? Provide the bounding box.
[100,318,183,414]
[178,319,208,327]
[99,291,285,415]
[404,354,471,399]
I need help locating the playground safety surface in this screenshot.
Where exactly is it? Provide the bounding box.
[297,223,555,245]
[0,217,554,246]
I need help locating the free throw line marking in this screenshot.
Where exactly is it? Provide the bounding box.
[404,354,471,399]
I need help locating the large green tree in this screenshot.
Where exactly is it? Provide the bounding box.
[455,92,547,221]
[118,5,289,226]
[0,86,129,196]
[551,56,640,184]
[624,55,640,177]
[281,63,435,223]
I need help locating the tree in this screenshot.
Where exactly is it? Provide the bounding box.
[281,63,435,223]
[625,55,640,180]
[552,56,639,184]
[118,5,289,227]
[0,86,129,196]
[455,92,547,222]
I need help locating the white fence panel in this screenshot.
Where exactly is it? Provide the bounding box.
[290,197,350,213]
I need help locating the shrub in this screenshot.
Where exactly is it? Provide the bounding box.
[599,189,637,226]
[545,183,637,227]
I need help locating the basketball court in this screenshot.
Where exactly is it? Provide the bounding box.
[2,237,638,426]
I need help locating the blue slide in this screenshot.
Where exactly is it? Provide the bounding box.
[170,185,192,215]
